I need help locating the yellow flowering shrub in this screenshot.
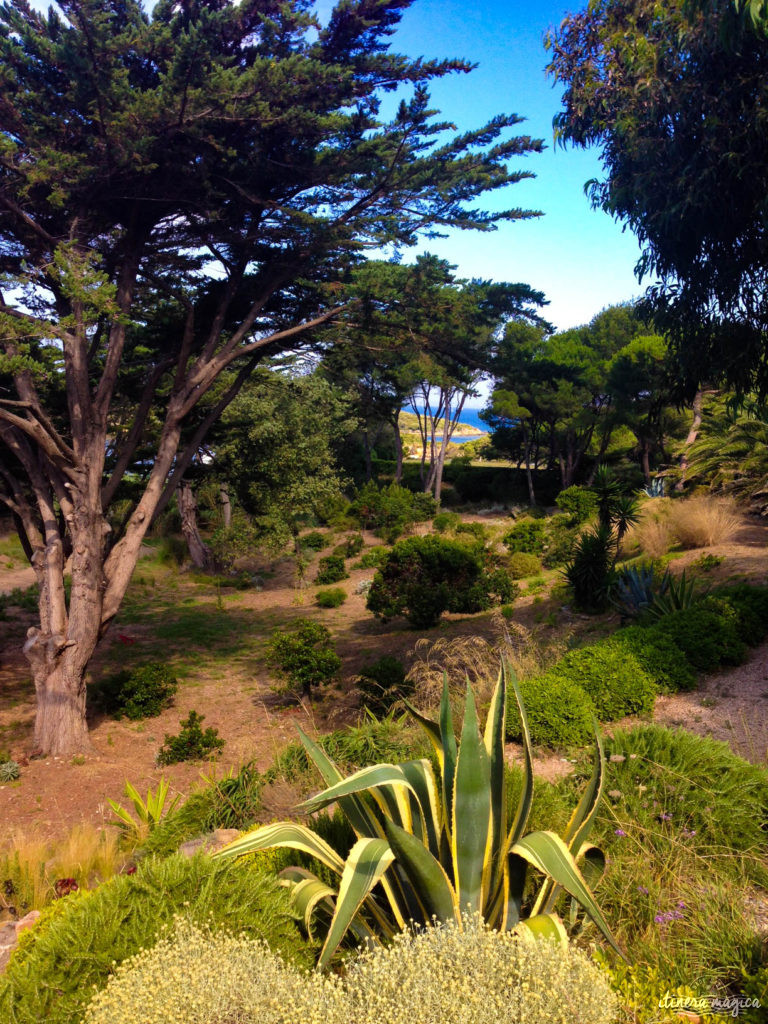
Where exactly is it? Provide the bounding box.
[82,916,617,1024]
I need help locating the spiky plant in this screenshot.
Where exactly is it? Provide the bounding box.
[215,663,620,968]
[0,760,21,782]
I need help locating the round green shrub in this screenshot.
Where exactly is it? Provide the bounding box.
[507,551,542,579]
[552,642,657,721]
[709,583,768,645]
[366,535,489,629]
[357,655,411,715]
[315,587,347,608]
[555,485,598,525]
[0,855,314,1024]
[648,604,747,672]
[357,545,389,569]
[432,510,461,533]
[484,567,520,605]
[606,626,696,693]
[502,518,546,555]
[266,618,341,698]
[299,530,326,552]
[315,554,348,585]
[92,662,178,721]
[506,673,595,748]
[455,521,488,543]
[157,710,224,765]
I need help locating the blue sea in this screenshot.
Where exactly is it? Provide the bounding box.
[404,404,488,443]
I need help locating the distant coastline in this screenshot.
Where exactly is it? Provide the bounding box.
[400,405,488,443]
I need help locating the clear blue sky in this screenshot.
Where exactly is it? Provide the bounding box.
[373,0,644,334]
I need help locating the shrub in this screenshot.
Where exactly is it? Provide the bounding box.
[315,587,347,609]
[82,916,615,1024]
[506,673,595,748]
[552,643,657,721]
[455,520,488,542]
[344,917,617,1024]
[300,530,326,552]
[541,514,580,568]
[357,545,389,569]
[555,485,598,525]
[366,535,489,628]
[507,551,542,579]
[410,491,439,521]
[93,663,178,721]
[710,583,768,645]
[647,604,747,672]
[266,619,341,698]
[356,656,411,715]
[484,567,520,605]
[432,510,461,533]
[343,533,364,557]
[156,711,224,766]
[668,494,741,549]
[349,482,435,541]
[502,518,546,554]
[564,525,615,613]
[315,554,348,584]
[0,855,313,1024]
[607,626,696,693]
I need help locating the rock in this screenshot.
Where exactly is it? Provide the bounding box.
[179,828,241,858]
[609,754,626,763]
[0,910,40,976]
[15,910,40,937]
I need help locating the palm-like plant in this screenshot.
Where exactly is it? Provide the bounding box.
[214,664,620,968]
[686,411,768,513]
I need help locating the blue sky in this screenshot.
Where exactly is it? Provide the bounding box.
[375,0,645,334]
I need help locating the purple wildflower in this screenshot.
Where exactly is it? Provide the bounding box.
[637,885,649,895]
[614,828,627,837]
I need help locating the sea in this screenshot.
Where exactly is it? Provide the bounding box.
[403,404,488,443]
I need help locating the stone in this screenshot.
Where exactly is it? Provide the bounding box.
[179,828,241,858]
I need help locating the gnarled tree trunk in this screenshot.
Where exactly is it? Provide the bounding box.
[178,479,214,571]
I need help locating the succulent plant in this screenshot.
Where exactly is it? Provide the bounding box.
[0,760,21,782]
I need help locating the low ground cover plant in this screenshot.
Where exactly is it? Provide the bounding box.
[266,619,341,698]
[157,711,225,765]
[315,586,347,608]
[82,916,616,1024]
[0,855,313,1024]
[552,644,657,721]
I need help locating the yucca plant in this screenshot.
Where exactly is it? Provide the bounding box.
[215,663,620,968]
[107,777,180,843]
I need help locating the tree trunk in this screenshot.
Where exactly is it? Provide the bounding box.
[363,429,373,482]
[219,484,232,528]
[640,440,652,485]
[676,389,704,491]
[178,480,214,571]
[27,640,92,755]
[523,426,536,505]
[392,416,404,484]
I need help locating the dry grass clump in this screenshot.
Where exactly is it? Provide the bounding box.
[1,824,124,909]
[407,620,566,719]
[667,494,742,549]
[621,498,673,559]
[82,917,617,1024]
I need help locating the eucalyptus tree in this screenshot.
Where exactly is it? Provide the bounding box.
[0,0,544,753]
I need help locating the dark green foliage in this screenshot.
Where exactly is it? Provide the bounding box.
[648,604,747,673]
[455,521,488,542]
[607,626,696,693]
[711,583,768,645]
[506,673,595,748]
[91,663,178,721]
[357,545,389,569]
[266,619,341,698]
[157,711,225,766]
[315,554,348,585]
[484,567,520,605]
[315,587,347,609]
[366,535,489,628]
[507,551,542,579]
[349,483,436,542]
[343,534,364,558]
[541,514,580,568]
[555,485,598,525]
[502,518,546,554]
[432,511,461,533]
[0,855,314,1024]
[611,563,662,619]
[300,531,327,553]
[564,524,615,613]
[552,643,657,720]
[357,656,412,716]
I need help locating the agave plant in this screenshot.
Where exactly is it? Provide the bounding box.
[0,760,20,782]
[107,777,180,842]
[214,663,620,968]
[643,569,698,620]
[612,564,669,619]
